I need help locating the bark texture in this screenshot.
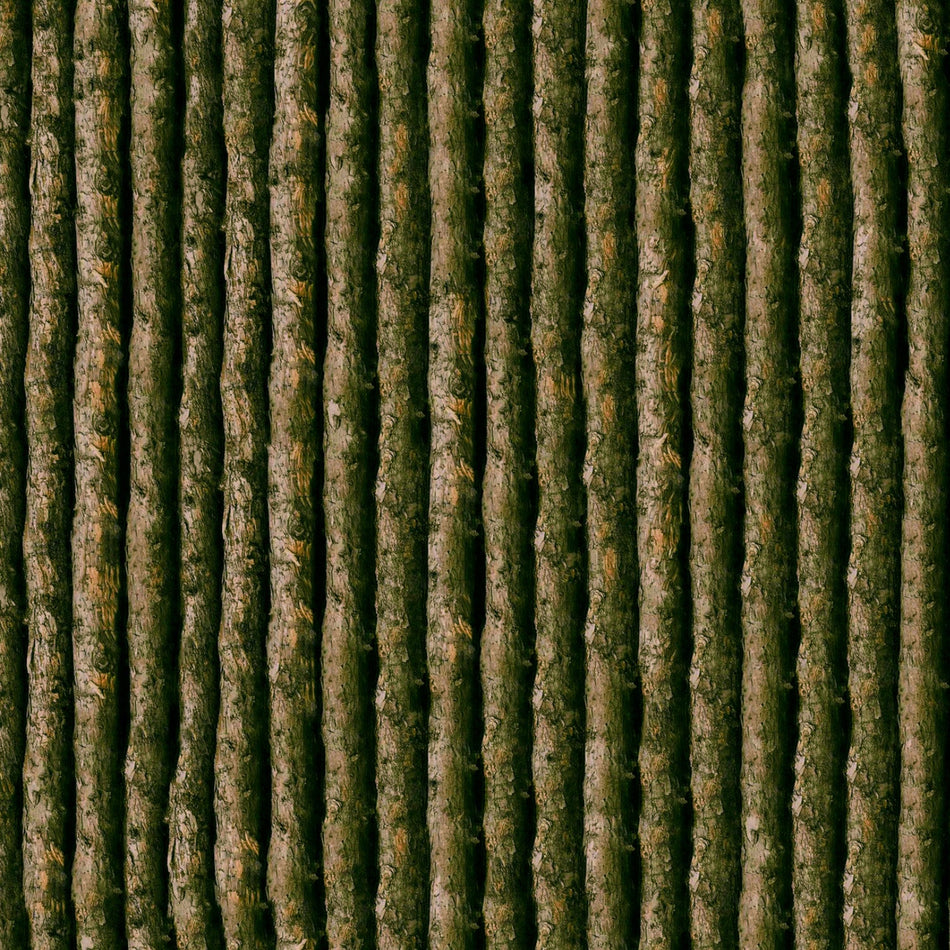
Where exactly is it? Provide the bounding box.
[687,0,745,944]
[582,0,637,945]
[215,0,273,944]
[321,0,375,943]
[9,2,38,947]
[635,0,690,945]
[426,0,480,942]
[895,1,949,944]
[480,0,534,943]
[268,0,322,946]
[167,0,225,944]
[792,0,850,944]
[842,0,902,946]
[71,0,127,942]
[737,0,797,945]
[374,0,430,944]
[531,0,587,945]
[125,0,178,944]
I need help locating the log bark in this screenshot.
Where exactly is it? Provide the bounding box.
[321,0,375,943]
[1,0,31,943]
[737,0,797,945]
[374,0,430,944]
[268,0,322,945]
[792,0,851,950]
[635,0,690,945]
[531,0,587,944]
[215,0,273,944]
[841,0,902,945]
[167,0,225,943]
[582,0,637,946]
[125,0,179,943]
[480,0,534,943]
[687,0,745,945]
[792,0,851,944]
[71,0,128,942]
[426,0,480,941]
[895,1,949,944]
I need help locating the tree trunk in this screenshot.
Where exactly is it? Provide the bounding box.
[167,0,225,944]
[841,0,902,945]
[895,1,949,944]
[71,0,128,942]
[687,0,745,945]
[215,0,273,943]
[480,0,533,943]
[321,0,375,943]
[374,0,430,944]
[635,0,691,945]
[531,0,587,945]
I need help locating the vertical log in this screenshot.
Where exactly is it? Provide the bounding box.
[792,0,850,944]
[841,0,902,945]
[125,0,179,942]
[480,0,534,942]
[167,0,225,944]
[635,0,690,944]
[215,0,273,944]
[426,0,481,941]
[374,0,430,943]
[895,1,949,944]
[71,0,128,942]
[583,0,637,946]
[687,0,745,944]
[531,0,587,944]
[320,0,376,942]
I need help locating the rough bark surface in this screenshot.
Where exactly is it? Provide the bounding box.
[737,0,797,946]
[321,0,375,943]
[126,0,178,944]
[426,0,480,942]
[895,1,948,944]
[167,0,225,944]
[582,0,637,945]
[22,0,73,945]
[268,0,322,947]
[635,0,690,946]
[215,0,273,944]
[687,0,745,945]
[531,0,587,945]
[71,0,127,943]
[841,0,902,946]
[792,0,851,944]
[480,0,534,944]
[374,0,430,944]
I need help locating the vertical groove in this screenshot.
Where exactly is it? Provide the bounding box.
[737,0,797,944]
[530,0,588,944]
[480,0,534,941]
[22,0,73,943]
[215,0,274,943]
[792,0,851,943]
[268,0,322,944]
[426,0,481,937]
[841,0,902,944]
[895,0,949,943]
[635,0,691,944]
[125,0,179,942]
[0,0,28,947]
[321,0,376,940]
[581,0,636,944]
[71,0,128,941]
[686,0,745,944]
[167,0,225,942]
[374,0,431,942]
